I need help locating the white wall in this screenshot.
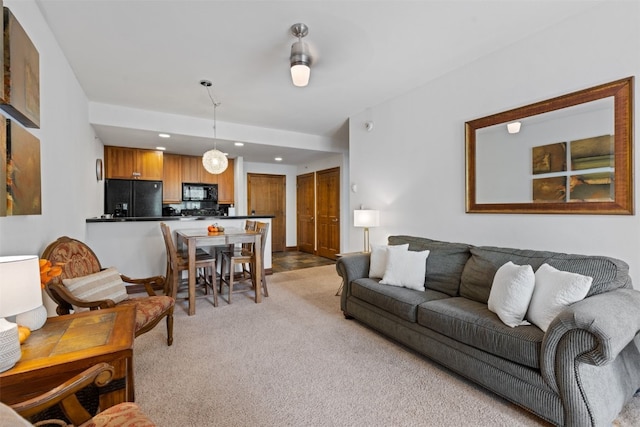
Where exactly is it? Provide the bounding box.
[0,0,102,257]
[347,2,640,286]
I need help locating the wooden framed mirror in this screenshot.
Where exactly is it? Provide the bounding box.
[465,77,633,214]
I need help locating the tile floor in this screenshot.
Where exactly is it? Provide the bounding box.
[271,251,335,273]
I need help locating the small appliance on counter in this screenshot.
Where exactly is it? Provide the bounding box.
[162,206,180,217]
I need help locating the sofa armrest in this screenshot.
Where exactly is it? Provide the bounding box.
[336,253,370,312]
[541,288,640,393]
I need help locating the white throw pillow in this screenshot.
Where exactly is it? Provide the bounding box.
[487,261,535,327]
[63,267,128,312]
[526,263,592,332]
[380,249,430,291]
[369,244,409,279]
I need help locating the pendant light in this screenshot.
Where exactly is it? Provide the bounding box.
[290,23,311,87]
[201,80,228,174]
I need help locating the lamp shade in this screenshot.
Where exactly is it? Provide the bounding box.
[354,210,380,228]
[202,149,228,174]
[290,40,311,87]
[0,255,43,318]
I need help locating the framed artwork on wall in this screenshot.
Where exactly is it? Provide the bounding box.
[6,119,41,215]
[0,117,5,216]
[1,7,40,128]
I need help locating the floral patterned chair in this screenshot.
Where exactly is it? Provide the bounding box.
[3,362,156,426]
[42,236,174,346]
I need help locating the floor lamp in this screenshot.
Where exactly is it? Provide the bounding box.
[354,209,380,253]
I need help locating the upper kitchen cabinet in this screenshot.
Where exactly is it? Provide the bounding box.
[181,155,205,183]
[181,155,217,184]
[180,155,234,203]
[105,146,163,180]
[217,158,234,204]
[162,153,182,203]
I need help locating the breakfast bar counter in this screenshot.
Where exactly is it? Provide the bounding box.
[84,216,273,279]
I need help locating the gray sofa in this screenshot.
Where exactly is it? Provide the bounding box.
[336,235,640,426]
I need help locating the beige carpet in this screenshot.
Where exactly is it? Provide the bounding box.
[133,265,640,426]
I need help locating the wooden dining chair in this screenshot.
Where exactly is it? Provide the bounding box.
[219,221,269,303]
[42,236,175,346]
[160,222,218,308]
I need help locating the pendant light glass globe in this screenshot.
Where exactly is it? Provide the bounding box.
[202,148,228,174]
[200,80,228,175]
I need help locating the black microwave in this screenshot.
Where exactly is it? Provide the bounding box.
[182,183,218,202]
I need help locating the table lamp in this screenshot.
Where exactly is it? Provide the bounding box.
[0,255,43,372]
[354,209,380,253]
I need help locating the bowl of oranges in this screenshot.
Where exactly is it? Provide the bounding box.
[207,223,225,234]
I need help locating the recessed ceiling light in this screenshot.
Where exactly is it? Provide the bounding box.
[234,142,244,147]
[156,146,166,151]
[159,133,171,138]
[275,157,283,162]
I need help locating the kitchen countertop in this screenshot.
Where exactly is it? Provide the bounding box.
[86,215,275,223]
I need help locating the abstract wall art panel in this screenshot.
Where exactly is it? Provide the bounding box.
[6,119,41,215]
[1,7,39,128]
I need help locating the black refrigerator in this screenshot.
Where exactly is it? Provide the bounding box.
[105,179,163,217]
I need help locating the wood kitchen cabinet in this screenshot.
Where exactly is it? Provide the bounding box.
[180,155,234,203]
[105,146,163,180]
[162,153,182,203]
[217,158,234,204]
[181,155,203,183]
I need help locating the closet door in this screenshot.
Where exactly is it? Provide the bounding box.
[296,172,315,254]
[316,167,340,260]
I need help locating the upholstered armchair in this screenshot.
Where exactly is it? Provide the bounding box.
[42,236,174,346]
[3,362,156,426]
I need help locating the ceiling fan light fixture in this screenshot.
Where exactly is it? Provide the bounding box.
[290,23,311,87]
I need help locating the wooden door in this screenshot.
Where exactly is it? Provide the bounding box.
[316,167,340,259]
[162,154,182,203]
[247,173,286,252]
[296,172,315,254]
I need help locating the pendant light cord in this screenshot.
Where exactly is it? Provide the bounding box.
[204,84,221,148]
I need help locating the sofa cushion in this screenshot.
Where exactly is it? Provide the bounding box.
[417,297,544,368]
[380,249,430,291]
[351,277,449,323]
[460,246,554,304]
[369,244,408,279]
[526,263,592,332]
[544,253,631,296]
[487,261,536,327]
[388,236,471,296]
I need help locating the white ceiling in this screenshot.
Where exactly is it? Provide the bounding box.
[35,0,601,165]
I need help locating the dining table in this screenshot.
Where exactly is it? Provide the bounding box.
[175,227,263,315]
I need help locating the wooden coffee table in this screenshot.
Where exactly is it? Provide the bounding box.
[0,305,136,410]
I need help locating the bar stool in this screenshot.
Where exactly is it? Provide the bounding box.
[220,221,269,303]
[160,222,218,308]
